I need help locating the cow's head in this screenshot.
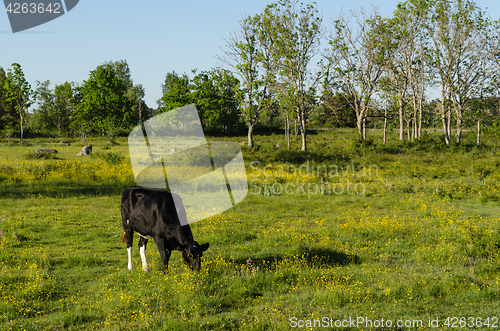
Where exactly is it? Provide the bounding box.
[182,242,210,271]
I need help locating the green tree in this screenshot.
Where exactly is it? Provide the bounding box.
[326,8,391,141]
[31,80,55,134]
[53,82,75,136]
[428,0,494,144]
[0,67,18,133]
[32,81,75,136]
[387,0,431,140]
[104,59,148,128]
[486,18,500,129]
[157,71,192,112]
[71,63,131,142]
[316,90,357,128]
[155,71,195,131]
[263,0,324,151]
[219,13,274,147]
[3,63,34,142]
[126,83,148,125]
[191,68,240,134]
[103,59,133,89]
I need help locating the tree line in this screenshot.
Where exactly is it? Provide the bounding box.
[220,0,500,149]
[0,60,147,143]
[1,0,500,150]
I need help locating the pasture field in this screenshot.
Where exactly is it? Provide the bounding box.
[1,131,500,330]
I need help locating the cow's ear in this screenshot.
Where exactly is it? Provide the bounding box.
[200,243,209,251]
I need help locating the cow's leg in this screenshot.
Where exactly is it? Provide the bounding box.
[125,228,134,270]
[138,237,149,272]
[154,236,171,274]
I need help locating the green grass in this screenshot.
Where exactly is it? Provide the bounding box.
[1,131,500,330]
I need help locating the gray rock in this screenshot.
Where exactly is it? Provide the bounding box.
[36,148,58,154]
[77,145,92,156]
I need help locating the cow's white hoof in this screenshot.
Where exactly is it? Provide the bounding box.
[142,264,149,272]
[128,264,133,271]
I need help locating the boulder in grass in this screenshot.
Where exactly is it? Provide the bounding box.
[60,141,71,146]
[238,141,245,146]
[77,145,92,156]
[36,148,58,154]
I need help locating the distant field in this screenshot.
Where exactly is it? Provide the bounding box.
[1,131,500,330]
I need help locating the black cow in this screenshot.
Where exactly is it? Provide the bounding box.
[120,187,209,273]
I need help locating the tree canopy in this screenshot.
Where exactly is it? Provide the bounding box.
[1,0,500,148]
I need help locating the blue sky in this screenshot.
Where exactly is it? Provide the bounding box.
[1,0,499,109]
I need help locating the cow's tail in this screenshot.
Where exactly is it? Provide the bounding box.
[120,231,126,244]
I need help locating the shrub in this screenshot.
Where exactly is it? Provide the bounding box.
[26,151,59,160]
[89,151,124,164]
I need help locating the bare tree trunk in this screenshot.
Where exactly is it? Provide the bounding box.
[356,113,363,140]
[447,108,451,142]
[455,108,463,145]
[399,99,404,140]
[477,120,480,145]
[138,101,143,125]
[285,115,290,150]
[418,63,424,139]
[364,120,367,140]
[20,115,24,142]
[413,108,417,140]
[410,92,417,141]
[17,100,24,142]
[418,52,424,138]
[442,107,449,144]
[418,98,423,138]
[300,117,307,151]
[247,123,254,148]
[354,103,369,140]
[383,97,387,144]
[441,89,450,145]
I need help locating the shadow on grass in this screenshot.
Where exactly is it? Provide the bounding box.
[0,180,136,199]
[234,247,361,269]
[245,149,351,165]
[298,247,361,266]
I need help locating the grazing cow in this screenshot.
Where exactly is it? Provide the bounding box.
[120,187,209,273]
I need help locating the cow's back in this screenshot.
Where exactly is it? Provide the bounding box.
[121,187,194,245]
